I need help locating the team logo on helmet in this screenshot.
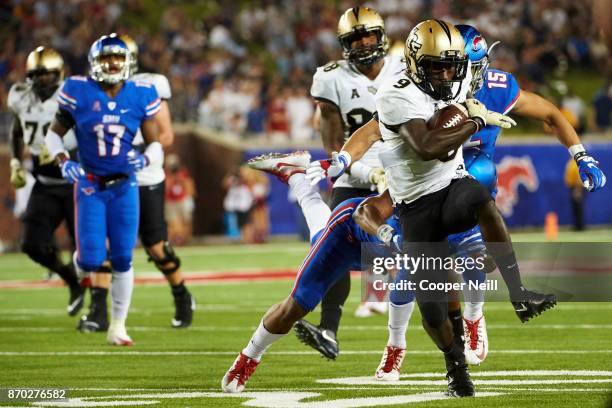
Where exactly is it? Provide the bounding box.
[496,156,539,217]
[472,35,486,52]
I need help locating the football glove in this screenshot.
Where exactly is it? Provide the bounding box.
[128,151,150,172]
[464,98,516,129]
[61,160,85,184]
[370,167,387,193]
[305,151,350,186]
[574,151,606,192]
[10,158,27,189]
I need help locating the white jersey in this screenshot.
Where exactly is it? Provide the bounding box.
[375,69,472,204]
[8,82,77,185]
[131,72,171,187]
[311,55,405,189]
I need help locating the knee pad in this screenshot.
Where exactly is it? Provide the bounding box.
[146,241,181,275]
[22,243,59,270]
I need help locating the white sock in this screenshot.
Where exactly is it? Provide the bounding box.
[242,321,285,361]
[387,301,415,349]
[288,173,331,241]
[110,268,134,320]
[463,301,484,321]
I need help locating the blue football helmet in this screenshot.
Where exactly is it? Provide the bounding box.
[88,34,131,84]
[456,25,499,93]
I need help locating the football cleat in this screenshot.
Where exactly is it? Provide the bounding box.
[107,325,134,346]
[247,151,311,184]
[463,316,488,365]
[172,293,196,329]
[221,352,260,393]
[445,357,475,397]
[67,285,85,317]
[374,345,405,381]
[512,290,557,322]
[354,301,388,318]
[76,303,109,333]
[294,319,339,360]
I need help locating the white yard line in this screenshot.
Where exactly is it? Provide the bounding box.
[1,350,612,356]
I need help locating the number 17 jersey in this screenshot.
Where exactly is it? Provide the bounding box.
[310,55,405,189]
[58,76,160,176]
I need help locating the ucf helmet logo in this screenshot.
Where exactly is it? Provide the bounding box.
[408,36,422,59]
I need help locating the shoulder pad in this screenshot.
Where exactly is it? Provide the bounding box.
[7,82,30,111]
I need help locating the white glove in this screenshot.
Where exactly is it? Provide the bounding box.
[464,98,517,129]
[305,151,351,186]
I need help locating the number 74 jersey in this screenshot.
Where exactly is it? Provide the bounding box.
[310,55,405,189]
[58,76,160,176]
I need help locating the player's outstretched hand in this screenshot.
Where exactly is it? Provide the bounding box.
[370,167,387,194]
[305,151,349,186]
[464,98,516,129]
[576,153,607,192]
[10,159,27,188]
[61,160,85,184]
[128,152,150,172]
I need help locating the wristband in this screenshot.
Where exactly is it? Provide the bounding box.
[337,150,352,169]
[568,144,586,161]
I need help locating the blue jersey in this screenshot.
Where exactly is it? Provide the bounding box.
[332,197,401,247]
[464,69,520,158]
[58,76,160,176]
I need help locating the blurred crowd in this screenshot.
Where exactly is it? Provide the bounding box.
[0,0,610,141]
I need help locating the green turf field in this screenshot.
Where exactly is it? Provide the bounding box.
[1,231,611,407]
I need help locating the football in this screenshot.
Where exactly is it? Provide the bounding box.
[427,103,469,130]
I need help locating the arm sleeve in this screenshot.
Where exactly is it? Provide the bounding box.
[310,68,339,108]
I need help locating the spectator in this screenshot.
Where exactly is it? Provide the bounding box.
[165,154,196,245]
[222,167,253,242]
[591,80,612,132]
[286,84,314,141]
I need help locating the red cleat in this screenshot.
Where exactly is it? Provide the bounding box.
[221,352,260,393]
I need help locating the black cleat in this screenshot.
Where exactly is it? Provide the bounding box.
[67,285,85,317]
[77,302,108,332]
[172,293,196,328]
[445,357,475,397]
[294,319,339,360]
[512,290,557,323]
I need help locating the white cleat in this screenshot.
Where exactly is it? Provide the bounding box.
[463,315,488,365]
[375,345,405,381]
[354,301,388,318]
[247,151,311,183]
[221,352,260,393]
[107,325,134,346]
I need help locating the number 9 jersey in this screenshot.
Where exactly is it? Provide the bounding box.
[57,76,160,176]
[310,55,405,189]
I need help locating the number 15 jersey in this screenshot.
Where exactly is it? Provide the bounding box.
[58,76,160,176]
[310,55,405,189]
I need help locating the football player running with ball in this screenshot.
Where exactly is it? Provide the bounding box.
[308,20,556,397]
[8,47,83,316]
[45,34,162,345]
[295,5,405,360]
